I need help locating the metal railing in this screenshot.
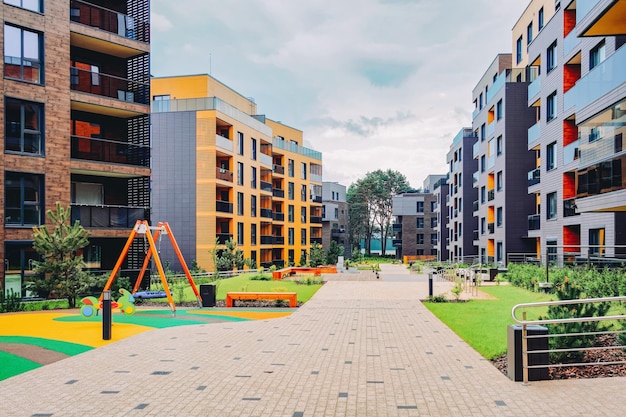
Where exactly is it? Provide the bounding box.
[70,67,149,105]
[70,0,150,43]
[71,135,150,167]
[512,296,626,384]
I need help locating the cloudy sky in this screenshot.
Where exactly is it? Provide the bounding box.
[150,0,529,189]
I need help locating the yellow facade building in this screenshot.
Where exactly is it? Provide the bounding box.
[151,75,322,270]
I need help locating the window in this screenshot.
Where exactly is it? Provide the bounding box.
[496,207,503,227]
[5,98,43,155]
[527,22,533,45]
[431,234,437,245]
[251,224,257,245]
[479,93,483,110]
[430,201,436,212]
[589,228,605,255]
[288,205,294,222]
[301,228,307,245]
[416,218,424,229]
[288,228,294,245]
[237,192,244,215]
[237,222,244,245]
[251,167,257,189]
[480,155,486,172]
[516,35,523,64]
[416,234,424,245]
[251,138,257,160]
[4,24,42,83]
[251,195,257,217]
[546,91,557,122]
[547,192,557,220]
[589,127,601,142]
[546,41,557,73]
[5,171,43,226]
[237,132,244,155]
[496,171,503,191]
[334,207,339,219]
[496,242,503,263]
[480,123,486,141]
[590,41,606,70]
[496,99,503,120]
[300,184,307,202]
[431,217,437,228]
[496,135,503,155]
[288,182,294,200]
[480,217,486,235]
[301,207,307,223]
[480,186,486,203]
[301,162,307,179]
[546,142,556,170]
[538,7,544,31]
[416,201,424,213]
[5,0,42,13]
[237,162,244,185]
[288,159,294,177]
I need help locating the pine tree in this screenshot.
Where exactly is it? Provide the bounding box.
[31,202,90,308]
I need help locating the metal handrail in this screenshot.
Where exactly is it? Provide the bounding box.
[511,296,626,384]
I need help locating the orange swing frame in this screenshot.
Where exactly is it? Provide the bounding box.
[101,220,202,315]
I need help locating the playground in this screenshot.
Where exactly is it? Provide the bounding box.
[0,306,296,381]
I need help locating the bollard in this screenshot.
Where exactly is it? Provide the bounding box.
[428,273,433,297]
[102,290,112,340]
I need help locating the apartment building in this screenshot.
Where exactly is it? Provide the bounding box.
[392,175,445,261]
[431,176,449,262]
[471,54,536,265]
[321,181,350,258]
[150,75,323,270]
[446,127,478,263]
[2,0,151,296]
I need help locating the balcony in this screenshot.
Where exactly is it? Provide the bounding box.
[487,222,495,234]
[564,199,579,217]
[312,196,322,203]
[473,230,479,241]
[487,189,495,201]
[473,200,479,212]
[473,170,479,184]
[70,67,149,105]
[273,236,285,245]
[70,0,150,43]
[486,71,505,104]
[71,135,149,167]
[272,212,284,221]
[216,233,233,244]
[331,228,347,238]
[273,164,285,174]
[528,168,541,187]
[486,121,495,137]
[272,188,285,198]
[260,208,273,218]
[216,135,233,152]
[528,214,540,230]
[392,223,402,232]
[310,237,323,245]
[216,200,233,213]
[563,141,580,165]
[71,204,148,228]
[216,167,233,182]
[392,239,403,247]
[260,181,272,193]
[260,235,273,245]
[528,75,541,104]
[259,153,272,167]
[574,43,626,112]
[528,122,540,147]
[563,30,579,57]
[310,216,323,224]
[473,141,480,159]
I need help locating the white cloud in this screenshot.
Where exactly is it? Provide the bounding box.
[150,12,173,32]
[150,0,529,187]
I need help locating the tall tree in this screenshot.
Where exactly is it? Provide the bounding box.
[31,202,91,308]
[347,170,410,256]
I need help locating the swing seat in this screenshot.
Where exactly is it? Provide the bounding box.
[133,290,170,299]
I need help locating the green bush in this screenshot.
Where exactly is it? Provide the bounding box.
[0,289,26,313]
[249,273,272,281]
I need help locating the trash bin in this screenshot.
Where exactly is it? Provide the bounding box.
[507,324,549,381]
[199,284,216,307]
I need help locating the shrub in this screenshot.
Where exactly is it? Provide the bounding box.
[426,295,448,303]
[249,273,272,281]
[0,289,26,313]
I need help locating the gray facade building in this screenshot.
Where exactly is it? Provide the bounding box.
[392,191,440,261]
[322,182,350,258]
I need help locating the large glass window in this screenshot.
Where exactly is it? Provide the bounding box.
[237,192,244,215]
[300,207,307,223]
[288,182,294,200]
[416,218,424,229]
[237,132,244,155]
[547,91,557,122]
[589,40,606,70]
[516,35,523,64]
[496,207,503,227]
[251,138,257,160]
[288,159,294,177]
[288,205,294,222]
[251,224,257,245]
[527,22,533,45]
[5,98,43,155]
[237,162,244,185]
[546,142,556,170]
[5,171,43,226]
[237,222,244,245]
[547,192,557,220]
[546,41,557,73]
[416,201,424,213]
[251,195,257,217]
[416,234,424,245]
[496,99,503,120]
[538,7,544,31]
[251,166,257,189]
[4,24,42,83]
[4,0,43,13]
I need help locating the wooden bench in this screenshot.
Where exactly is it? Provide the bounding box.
[225,292,298,307]
[272,267,321,280]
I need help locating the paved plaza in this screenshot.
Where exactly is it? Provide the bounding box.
[1,264,625,416]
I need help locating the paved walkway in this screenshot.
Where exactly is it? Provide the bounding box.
[2,264,625,416]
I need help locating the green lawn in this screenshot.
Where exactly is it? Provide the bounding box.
[424,285,554,359]
[151,273,323,304]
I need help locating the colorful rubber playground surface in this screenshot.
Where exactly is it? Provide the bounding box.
[0,307,295,381]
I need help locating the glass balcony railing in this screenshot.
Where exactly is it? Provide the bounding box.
[528,122,540,146]
[574,44,626,112]
[472,108,479,119]
[71,204,148,228]
[216,135,233,152]
[487,122,495,137]
[272,137,322,161]
[528,168,541,186]
[260,181,272,193]
[70,67,149,105]
[273,164,285,174]
[563,30,579,57]
[70,0,150,43]
[563,84,577,113]
[310,216,323,224]
[310,237,323,245]
[260,208,273,218]
[216,233,233,244]
[576,0,601,25]
[528,75,541,103]
[272,188,285,198]
[528,214,540,230]
[473,200,479,212]
[272,212,284,221]
[486,71,505,104]
[260,236,273,245]
[216,167,233,182]
[487,189,495,201]
[563,140,580,165]
[473,141,480,159]
[71,135,149,167]
[216,200,233,213]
